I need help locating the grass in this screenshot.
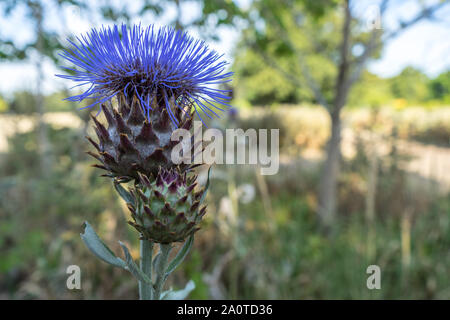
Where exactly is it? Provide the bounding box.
[0,106,449,299]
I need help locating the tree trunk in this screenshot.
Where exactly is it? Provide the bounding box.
[174,0,182,30]
[33,2,52,176]
[317,0,351,230]
[318,108,342,229]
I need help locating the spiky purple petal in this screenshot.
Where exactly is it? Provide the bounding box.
[57,24,232,125]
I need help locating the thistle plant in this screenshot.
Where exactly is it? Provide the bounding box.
[57,24,231,300]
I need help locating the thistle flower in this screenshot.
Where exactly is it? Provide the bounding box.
[60,23,224,301]
[128,168,206,243]
[57,24,232,125]
[87,93,193,180]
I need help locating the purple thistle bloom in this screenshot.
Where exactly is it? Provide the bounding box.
[57,24,233,125]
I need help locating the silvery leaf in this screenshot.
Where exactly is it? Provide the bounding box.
[113,180,134,205]
[162,280,195,300]
[80,222,126,268]
[165,234,194,276]
[200,166,212,204]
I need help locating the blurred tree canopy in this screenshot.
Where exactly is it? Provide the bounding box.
[347,71,393,108]
[390,67,429,103]
[429,70,450,103]
[232,0,448,107]
[1,0,450,300]
[0,0,246,114]
[233,0,342,106]
[231,0,450,227]
[348,67,449,108]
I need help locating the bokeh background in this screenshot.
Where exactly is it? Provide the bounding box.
[1,0,450,299]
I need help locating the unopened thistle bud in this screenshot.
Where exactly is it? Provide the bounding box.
[128,168,206,243]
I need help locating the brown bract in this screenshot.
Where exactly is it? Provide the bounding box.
[86,94,194,181]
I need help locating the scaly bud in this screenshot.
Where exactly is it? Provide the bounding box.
[127,167,206,243]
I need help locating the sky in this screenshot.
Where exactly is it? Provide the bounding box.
[0,0,449,97]
[364,0,450,78]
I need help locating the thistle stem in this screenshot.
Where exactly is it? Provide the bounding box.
[153,243,172,300]
[139,239,154,300]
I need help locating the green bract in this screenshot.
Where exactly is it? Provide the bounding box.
[128,168,206,243]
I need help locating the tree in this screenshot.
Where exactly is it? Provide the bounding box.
[429,70,450,102]
[390,67,429,103]
[237,0,449,230]
[347,71,393,108]
[233,48,312,105]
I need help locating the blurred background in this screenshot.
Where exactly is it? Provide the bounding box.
[1,0,450,299]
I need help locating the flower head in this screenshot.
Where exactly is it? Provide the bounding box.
[87,94,194,181]
[57,24,232,125]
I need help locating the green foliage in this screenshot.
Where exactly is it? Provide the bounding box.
[1,106,450,299]
[348,71,394,108]
[0,96,8,112]
[429,71,450,103]
[0,228,45,273]
[0,124,132,298]
[8,91,37,114]
[231,0,448,108]
[210,186,450,299]
[0,126,84,175]
[1,0,450,300]
[0,39,27,61]
[182,250,209,299]
[44,92,74,112]
[232,0,370,106]
[3,90,75,114]
[0,0,84,64]
[348,68,450,108]
[0,90,76,114]
[389,67,430,103]
[213,161,450,298]
[238,111,289,150]
[234,57,449,106]
[233,49,310,105]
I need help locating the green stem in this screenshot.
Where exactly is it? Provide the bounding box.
[139,239,154,300]
[153,243,172,300]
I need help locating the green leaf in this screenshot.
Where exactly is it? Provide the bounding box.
[119,241,153,285]
[165,234,194,276]
[113,180,134,204]
[162,280,195,300]
[200,166,212,205]
[80,222,126,268]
